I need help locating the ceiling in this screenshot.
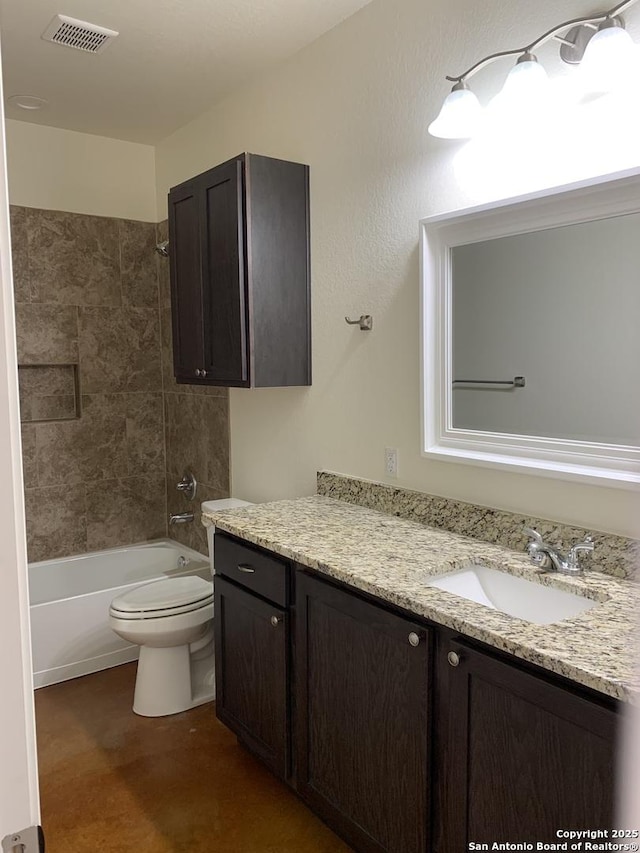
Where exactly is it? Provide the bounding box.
[0,0,372,144]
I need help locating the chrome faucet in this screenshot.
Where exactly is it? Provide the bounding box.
[524,527,594,575]
[169,512,194,525]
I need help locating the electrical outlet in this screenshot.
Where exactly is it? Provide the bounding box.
[384,447,398,477]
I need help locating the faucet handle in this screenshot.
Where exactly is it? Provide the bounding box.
[176,471,197,501]
[523,527,552,569]
[568,535,594,567]
[523,527,544,544]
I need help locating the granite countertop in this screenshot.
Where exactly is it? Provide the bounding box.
[202,496,640,703]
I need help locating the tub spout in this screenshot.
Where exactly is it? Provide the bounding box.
[169,512,194,525]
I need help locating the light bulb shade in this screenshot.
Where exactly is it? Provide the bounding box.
[499,58,550,105]
[428,87,482,139]
[581,24,639,93]
[483,58,552,136]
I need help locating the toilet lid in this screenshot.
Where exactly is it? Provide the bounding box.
[110,576,214,615]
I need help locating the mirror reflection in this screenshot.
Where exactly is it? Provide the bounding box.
[451,213,640,447]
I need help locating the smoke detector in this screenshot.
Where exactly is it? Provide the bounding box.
[42,15,118,54]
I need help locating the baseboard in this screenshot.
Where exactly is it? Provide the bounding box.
[33,646,139,689]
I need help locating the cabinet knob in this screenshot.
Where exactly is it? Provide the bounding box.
[200,368,207,378]
[270,615,283,627]
[447,651,461,667]
[194,368,202,377]
[408,632,421,647]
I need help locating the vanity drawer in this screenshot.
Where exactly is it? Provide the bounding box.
[214,533,289,606]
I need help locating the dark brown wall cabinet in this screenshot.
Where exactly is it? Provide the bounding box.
[433,633,617,852]
[296,572,430,853]
[168,153,311,388]
[213,534,291,779]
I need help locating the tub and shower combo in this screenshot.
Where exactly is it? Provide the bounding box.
[29,540,210,689]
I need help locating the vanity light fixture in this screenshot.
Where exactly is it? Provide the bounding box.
[428,0,640,139]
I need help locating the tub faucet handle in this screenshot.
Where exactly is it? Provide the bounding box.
[176,471,197,501]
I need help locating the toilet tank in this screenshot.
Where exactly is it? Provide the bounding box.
[201,499,254,574]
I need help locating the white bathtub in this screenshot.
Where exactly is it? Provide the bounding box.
[29,539,210,688]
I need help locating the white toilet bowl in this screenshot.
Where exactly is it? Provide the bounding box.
[109,498,254,717]
[109,576,214,717]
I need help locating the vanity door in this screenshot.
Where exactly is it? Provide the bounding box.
[214,576,290,780]
[432,634,618,852]
[295,571,431,853]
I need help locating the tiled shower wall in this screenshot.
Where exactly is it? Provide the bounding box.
[13,206,167,562]
[157,220,231,556]
[12,207,230,563]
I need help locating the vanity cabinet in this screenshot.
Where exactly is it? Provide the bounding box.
[212,532,619,853]
[168,153,311,388]
[432,633,617,851]
[295,571,430,853]
[213,534,292,779]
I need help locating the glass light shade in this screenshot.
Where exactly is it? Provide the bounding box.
[428,87,482,139]
[483,59,551,137]
[581,24,639,93]
[499,58,550,105]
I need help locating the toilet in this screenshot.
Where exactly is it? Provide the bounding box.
[109,497,253,717]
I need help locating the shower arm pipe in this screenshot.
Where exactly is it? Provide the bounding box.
[445,0,640,84]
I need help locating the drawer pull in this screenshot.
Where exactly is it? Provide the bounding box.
[408,632,421,647]
[270,615,283,627]
[447,651,461,667]
[237,564,256,574]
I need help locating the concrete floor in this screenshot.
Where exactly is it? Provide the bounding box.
[35,663,351,852]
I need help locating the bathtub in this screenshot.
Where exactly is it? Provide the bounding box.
[29,539,210,688]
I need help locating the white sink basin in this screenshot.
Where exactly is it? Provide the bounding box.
[427,565,598,625]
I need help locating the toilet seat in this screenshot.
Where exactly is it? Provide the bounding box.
[110,577,213,620]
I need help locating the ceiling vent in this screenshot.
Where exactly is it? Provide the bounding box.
[41,15,119,54]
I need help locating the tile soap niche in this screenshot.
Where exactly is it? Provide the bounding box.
[18,363,81,423]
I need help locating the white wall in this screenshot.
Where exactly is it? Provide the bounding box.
[154,0,640,537]
[6,120,156,221]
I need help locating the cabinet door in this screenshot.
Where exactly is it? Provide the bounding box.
[433,636,617,852]
[214,576,289,779]
[200,158,248,384]
[245,154,311,388]
[296,572,430,853]
[168,180,205,382]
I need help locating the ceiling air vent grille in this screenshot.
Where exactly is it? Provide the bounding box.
[42,15,119,54]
